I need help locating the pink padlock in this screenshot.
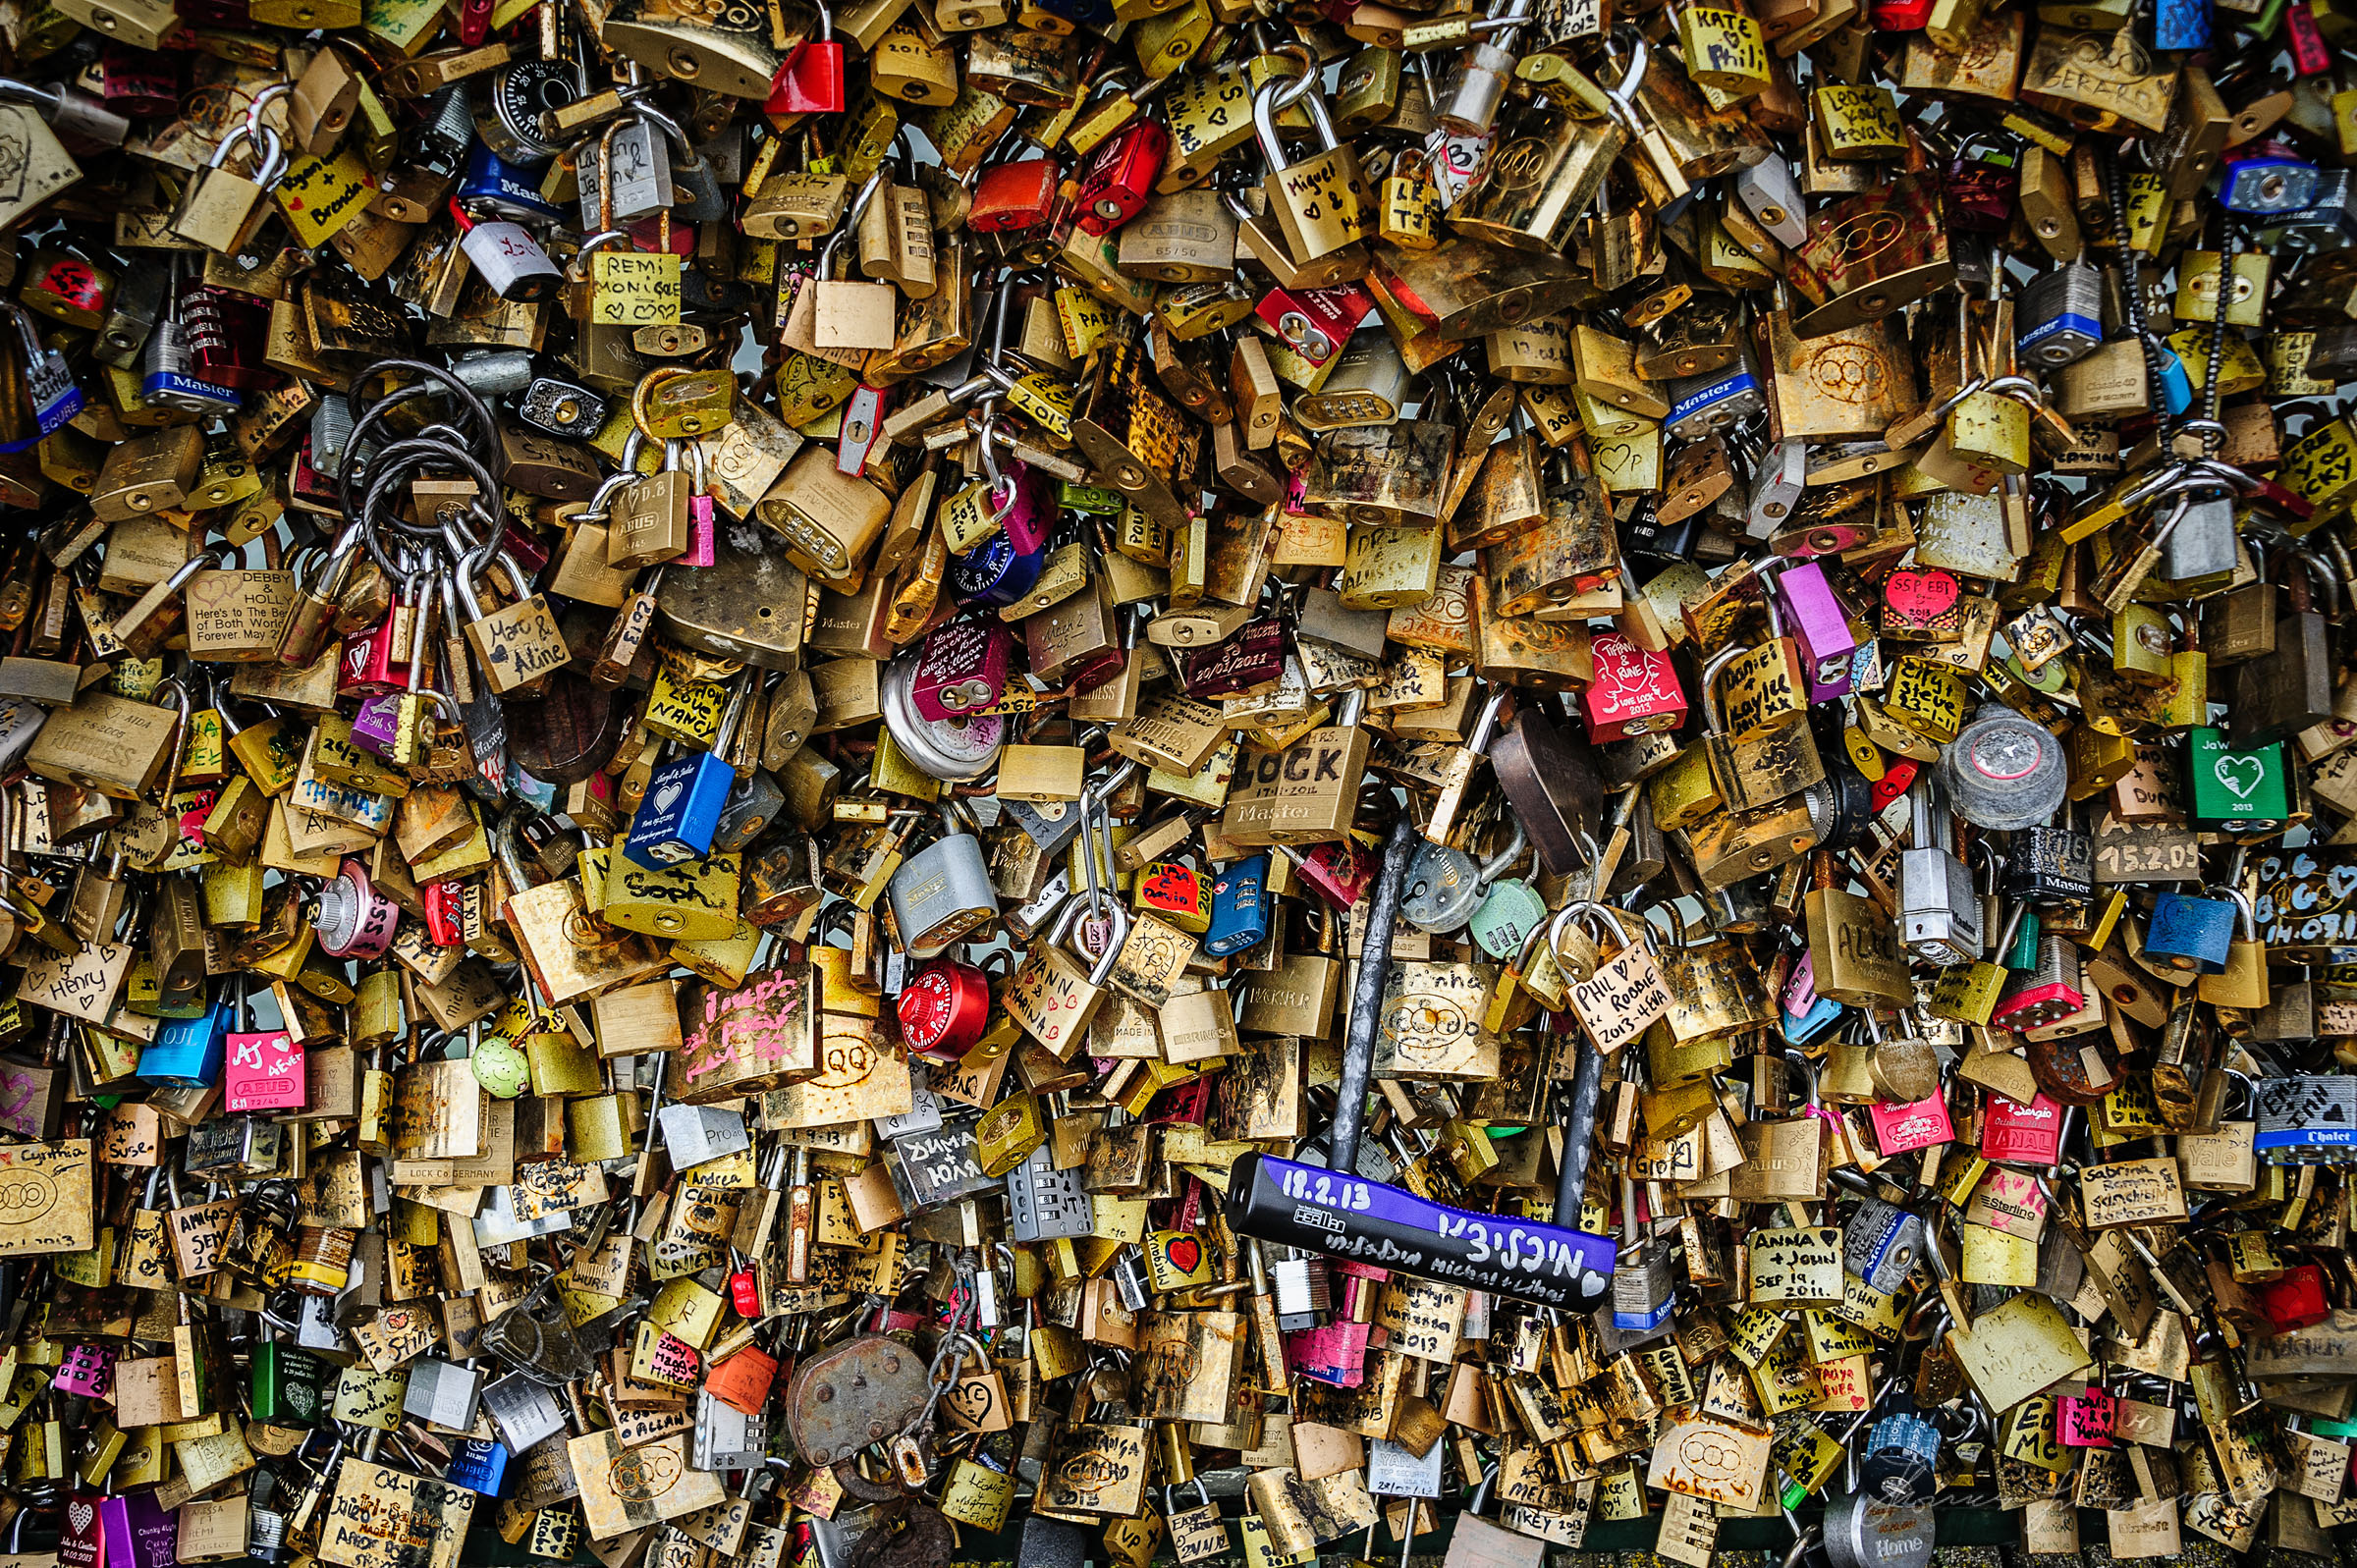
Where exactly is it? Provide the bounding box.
[2057,1387,2115,1448]
[222,979,306,1114]
[1287,1319,1371,1387]
[1770,560,1857,702]
[666,439,717,568]
[1981,1092,2064,1164]
[910,620,1013,722]
[996,460,1053,557]
[1581,631,1687,742]
[53,1343,113,1399]
[1869,1091,1954,1156]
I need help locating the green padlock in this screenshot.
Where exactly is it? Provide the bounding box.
[249,1341,332,1428]
[2188,727,2288,824]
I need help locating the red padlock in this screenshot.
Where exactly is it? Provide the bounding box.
[2258,1263,2330,1333]
[898,955,992,1060]
[1072,120,1168,236]
[729,1268,762,1318]
[967,149,1060,233]
[423,879,467,946]
[339,618,408,698]
[100,46,180,118]
[766,5,846,117]
[1253,281,1372,368]
[2285,0,2331,73]
[1869,757,1920,815]
[911,619,1013,721]
[182,283,278,391]
[1868,0,1931,27]
[1284,840,1371,908]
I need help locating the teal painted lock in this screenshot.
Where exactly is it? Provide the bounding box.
[2189,727,2288,825]
[2146,888,2238,975]
[2005,907,2041,971]
[1470,870,1549,960]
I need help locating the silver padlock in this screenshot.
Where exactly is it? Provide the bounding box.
[1747,438,1807,537]
[582,113,676,224]
[1839,1195,1925,1296]
[402,1358,484,1431]
[1609,1175,1672,1332]
[1899,773,1984,965]
[5,303,79,438]
[1434,0,1533,135]
[1730,152,1806,249]
[694,1386,771,1473]
[479,1373,569,1452]
[446,348,537,397]
[311,394,357,476]
[1004,1143,1091,1242]
[1398,820,1528,935]
[656,1102,750,1164]
[2163,493,2239,586]
[2016,260,2104,368]
[886,801,998,957]
[456,205,563,301]
[473,59,576,165]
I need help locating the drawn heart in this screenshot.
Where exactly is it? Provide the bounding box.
[2215,754,2265,800]
[1884,568,1959,622]
[2329,863,2357,903]
[1162,1235,1201,1275]
[68,1503,92,1537]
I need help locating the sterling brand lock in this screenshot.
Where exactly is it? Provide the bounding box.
[0,0,2346,1549]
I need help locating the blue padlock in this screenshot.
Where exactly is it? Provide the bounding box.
[626,748,733,868]
[1203,854,1269,957]
[2145,889,2237,975]
[1664,360,1765,442]
[2150,336,2193,417]
[2155,0,2208,50]
[624,678,752,869]
[1860,1399,1942,1505]
[445,1437,509,1496]
[1782,987,1843,1046]
[138,997,229,1088]
[459,141,568,224]
[949,530,1046,608]
[2220,155,2321,216]
[1841,1197,1925,1297]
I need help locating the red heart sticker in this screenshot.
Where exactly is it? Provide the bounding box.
[1884,568,1959,624]
[1163,1234,1201,1275]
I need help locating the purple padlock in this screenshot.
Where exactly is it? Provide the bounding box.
[997,461,1052,557]
[676,440,716,568]
[1773,560,1858,703]
[911,620,1012,722]
[54,1342,114,1398]
[100,1488,178,1568]
[684,494,716,568]
[349,694,407,757]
